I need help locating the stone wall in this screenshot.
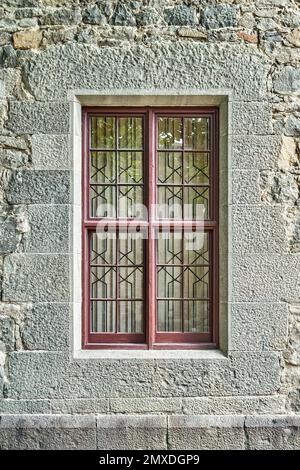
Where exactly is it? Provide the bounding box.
[0,0,300,449]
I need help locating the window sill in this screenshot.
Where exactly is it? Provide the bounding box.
[73,349,227,360]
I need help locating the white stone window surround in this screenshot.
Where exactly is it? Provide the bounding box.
[70,90,232,360]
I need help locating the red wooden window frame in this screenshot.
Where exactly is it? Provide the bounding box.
[82,107,219,350]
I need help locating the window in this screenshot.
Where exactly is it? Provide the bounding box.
[82,107,219,349]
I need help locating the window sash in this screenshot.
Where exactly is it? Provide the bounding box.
[82,107,219,349]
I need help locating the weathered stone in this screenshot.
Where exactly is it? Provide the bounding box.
[232,135,281,169]
[287,27,300,47]
[284,114,300,137]
[136,7,164,27]
[232,205,287,253]
[19,18,38,28]
[287,388,300,412]
[7,102,70,134]
[40,7,82,26]
[31,134,70,170]
[286,207,300,253]
[183,396,286,415]
[82,5,106,25]
[177,27,207,40]
[6,170,70,205]
[164,5,197,26]
[13,28,42,50]
[230,302,288,351]
[22,303,70,350]
[97,415,167,450]
[51,398,109,414]
[277,136,298,170]
[0,316,14,351]
[202,5,239,30]
[6,352,281,399]
[0,208,19,254]
[26,205,70,253]
[110,398,182,414]
[0,149,30,169]
[260,171,299,204]
[113,3,136,26]
[284,304,300,365]
[0,414,96,449]
[273,66,300,94]
[232,170,260,204]
[232,102,273,135]
[168,415,245,450]
[24,43,270,101]
[0,399,50,414]
[245,415,300,450]
[232,254,300,302]
[2,254,70,302]
[237,31,258,43]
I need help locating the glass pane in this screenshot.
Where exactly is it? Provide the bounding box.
[158,186,183,219]
[183,301,209,333]
[158,117,183,149]
[118,186,143,218]
[91,117,115,149]
[184,266,209,299]
[157,231,182,265]
[183,152,209,185]
[91,151,116,184]
[91,301,115,332]
[91,232,116,265]
[119,301,143,333]
[119,267,143,299]
[91,185,116,218]
[184,117,209,150]
[118,117,143,149]
[90,267,116,298]
[157,300,181,332]
[158,152,182,184]
[119,235,143,265]
[157,266,182,298]
[119,151,143,184]
[184,186,209,219]
[185,232,209,265]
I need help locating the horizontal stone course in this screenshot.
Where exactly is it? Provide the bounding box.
[7,101,70,134]
[2,254,70,302]
[25,42,270,101]
[6,170,71,205]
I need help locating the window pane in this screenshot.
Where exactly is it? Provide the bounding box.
[157,266,182,298]
[91,301,116,332]
[118,117,143,149]
[157,300,181,332]
[118,186,143,218]
[91,117,115,148]
[119,151,143,184]
[119,267,143,299]
[158,232,182,265]
[91,151,116,184]
[90,266,116,298]
[185,232,209,265]
[183,301,209,333]
[184,117,209,150]
[158,152,182,184]
[184,266,209,299]
[91,233,116,265]
[119,301,143,333]
[91,185,116,218]
[119,235,143,265]
[158,117,183,149]
[183,152,209,185]
[158,186,183,219]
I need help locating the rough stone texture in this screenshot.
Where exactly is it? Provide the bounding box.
[97,415,167,450]
[0,0,299,449]
[0,414,96,449]
[7,102,70,134]
[6,352,281,399]
[26,205,70,253]
[31,134,70,170]
[2,254,70,302]
[6,171,71,205]
[21,303,70,350]
[24,43,270,102]
[168,415,245,450]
